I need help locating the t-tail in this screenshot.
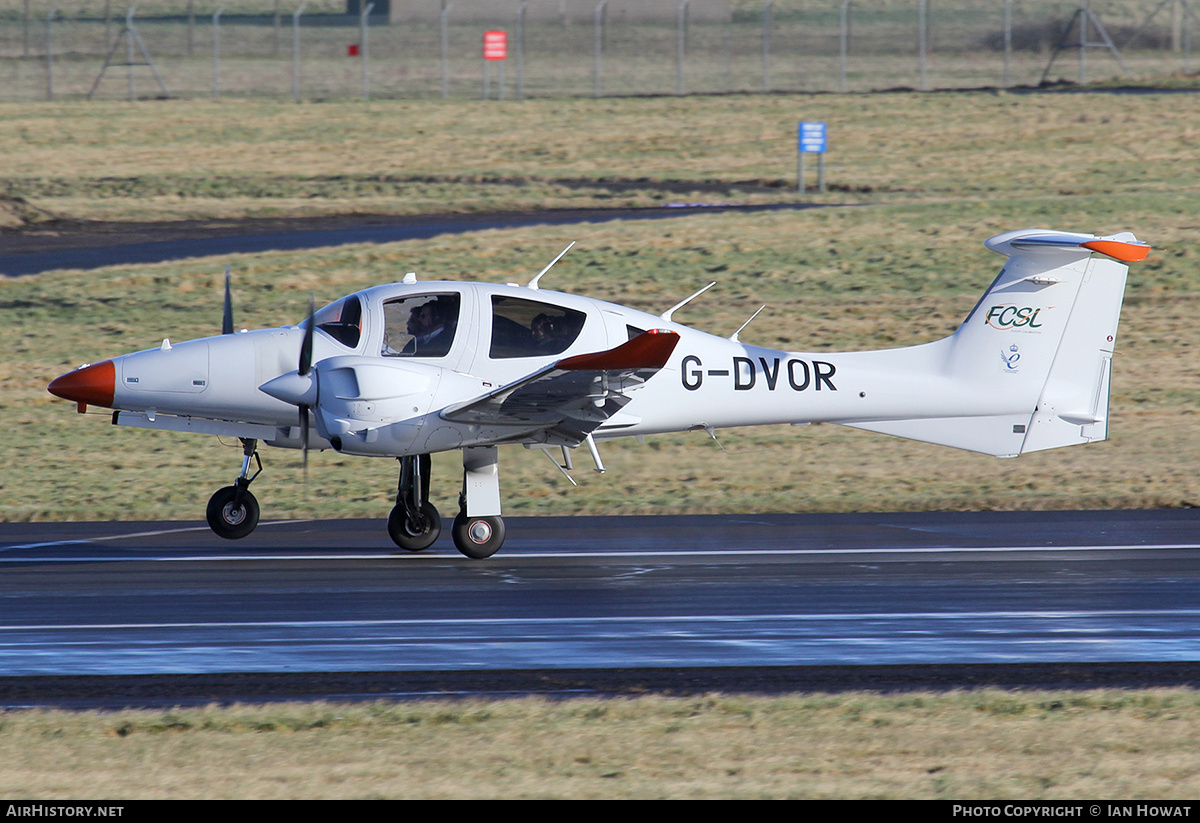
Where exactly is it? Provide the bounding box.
[840,229,1150,457]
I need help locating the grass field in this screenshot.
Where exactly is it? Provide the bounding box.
[2,90,1198,522]
[3,690,1200,799]
[2,89,1199,799]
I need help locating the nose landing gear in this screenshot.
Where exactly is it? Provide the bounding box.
[206,438,262,540]
[388,454,441,551]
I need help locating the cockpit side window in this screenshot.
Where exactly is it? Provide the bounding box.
[489,296,586,359]
[311,294,363,349]
[381,293,461,358]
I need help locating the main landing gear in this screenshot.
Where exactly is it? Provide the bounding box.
[388,454,441,551]
[201,439,507,559]
[206,437,262,540]
[385,447,506,560]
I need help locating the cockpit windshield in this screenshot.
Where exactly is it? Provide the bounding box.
[308,294,363,349]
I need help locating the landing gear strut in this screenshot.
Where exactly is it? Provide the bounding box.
[388,454,441,551]
[451,446,505,559]
[206,438,262,540]
[384,448,507,559]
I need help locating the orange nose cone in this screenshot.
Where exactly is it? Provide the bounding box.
[48,360,116,408]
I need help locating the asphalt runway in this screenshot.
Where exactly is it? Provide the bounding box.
[0,204,816,276]
[8,208,1200,705]
[2,510,1200,707]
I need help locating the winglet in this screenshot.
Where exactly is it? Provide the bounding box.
[557,329,680,371]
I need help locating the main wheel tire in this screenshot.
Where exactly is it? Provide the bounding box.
[206,485,260,540]
[451,513,505,559]
[388,501,441,551]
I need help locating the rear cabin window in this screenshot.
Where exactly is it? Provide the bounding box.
[489,296,586,359]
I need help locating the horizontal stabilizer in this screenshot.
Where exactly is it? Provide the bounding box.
[985,229,1149,263]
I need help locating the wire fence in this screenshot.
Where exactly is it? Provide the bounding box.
[2,1,1197,102]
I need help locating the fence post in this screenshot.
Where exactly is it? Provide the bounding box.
[441,4,452,98]
[839,0,850,92]
[593,1,606,98]
[212,8,223,100]
[762,1,772,93]
[1185,0,1192,73]
[918,0,927,91]
[45,9,56,102]
[361,3,374,100]
[677,0,689,95]
[1003,0,1012,87]
[127,5,137,101]
[293,3,306,102]
[516,1,526,99]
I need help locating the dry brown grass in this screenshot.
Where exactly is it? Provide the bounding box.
[2,690,1199,799]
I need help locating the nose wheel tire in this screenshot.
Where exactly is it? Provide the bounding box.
[388,501,442,551]
[206,486,261,540]
[451,513,505,559]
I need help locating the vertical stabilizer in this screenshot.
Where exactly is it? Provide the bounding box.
[841,229,1147,456]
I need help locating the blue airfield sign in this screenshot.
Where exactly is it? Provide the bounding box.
[797,121,827,193]
[799,121,827,153]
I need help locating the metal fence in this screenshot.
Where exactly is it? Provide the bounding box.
[2,1,1197,102]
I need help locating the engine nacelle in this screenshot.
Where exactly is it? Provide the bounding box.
[310,356,487,457]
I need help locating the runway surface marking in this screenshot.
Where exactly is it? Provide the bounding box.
[3,609,1200,632]
[0,520,317,552]
[1,543,1197,564]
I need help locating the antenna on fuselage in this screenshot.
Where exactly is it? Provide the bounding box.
[660,281,716,323]
[528,242,576,290]
[729,305,766,342]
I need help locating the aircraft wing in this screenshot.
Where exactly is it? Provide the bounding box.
[440,329,680,444]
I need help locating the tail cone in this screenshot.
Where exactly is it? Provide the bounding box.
[48,361,116,410]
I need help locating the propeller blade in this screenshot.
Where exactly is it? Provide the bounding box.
[300,406,309,483]
[299,292,315,377]
[221,265,234,334]
[299,292,316,481]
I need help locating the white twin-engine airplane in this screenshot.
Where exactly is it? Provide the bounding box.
[48,228,1149,558]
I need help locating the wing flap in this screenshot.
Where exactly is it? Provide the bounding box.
[441,330,679,443]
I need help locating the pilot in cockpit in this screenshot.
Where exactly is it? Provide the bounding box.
[405,297,456,357]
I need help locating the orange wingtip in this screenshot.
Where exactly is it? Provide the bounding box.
[558,329,680,371]
[1081,240,1151,263]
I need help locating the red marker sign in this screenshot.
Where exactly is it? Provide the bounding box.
[483,30,507,61]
